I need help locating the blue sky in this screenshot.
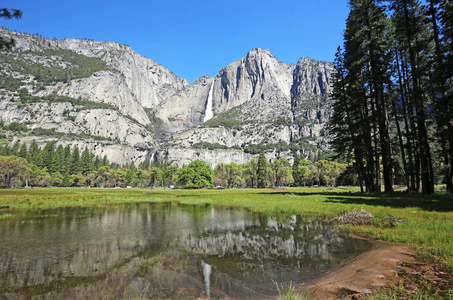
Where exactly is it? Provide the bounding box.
[1,0,349,83]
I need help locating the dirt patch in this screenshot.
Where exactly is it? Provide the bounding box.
[305,237,417,299]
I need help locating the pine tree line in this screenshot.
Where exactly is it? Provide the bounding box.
[0,141,347,189]
[331,0,453,194]
[0,140,108,175]
[0,141,110,187]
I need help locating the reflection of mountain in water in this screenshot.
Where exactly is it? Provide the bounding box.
[171,214,371,298]
[177,217,345,263]
[0,207,155,292]
[0,203,371,299]
[179,213,373,265]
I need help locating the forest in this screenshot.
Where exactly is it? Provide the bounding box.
[330,0,453,194]
[0,141,346,189]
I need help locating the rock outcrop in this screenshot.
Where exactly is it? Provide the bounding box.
[159,49,334,166]
[0,27,188,163]
[0,28,334,167]
[156,76,214,130]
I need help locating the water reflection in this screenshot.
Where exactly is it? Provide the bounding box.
[0,203,371,299]
[202,260,212,298]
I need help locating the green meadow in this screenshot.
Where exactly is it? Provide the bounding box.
[0,187,452,271]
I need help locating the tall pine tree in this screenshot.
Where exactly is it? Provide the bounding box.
[80,147,93,175]
[70,147,81,174]
[257,153,268,188]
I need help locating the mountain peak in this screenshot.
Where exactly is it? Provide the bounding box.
[247,47,273,57]
[250,47,271,53]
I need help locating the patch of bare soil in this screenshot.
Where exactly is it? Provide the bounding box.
[305,237,423,299]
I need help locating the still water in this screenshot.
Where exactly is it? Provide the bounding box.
[0,202,371,299]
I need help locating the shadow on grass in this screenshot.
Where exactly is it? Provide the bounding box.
[257,191,453,212]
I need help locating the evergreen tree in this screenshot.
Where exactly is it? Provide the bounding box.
[435,0,453,192]
[55,145,64,160]
[10,141,20,156]
[93,156,101,170]
[62,173,71,187]
[42,141,56,171]
[316,150,324,162]
[28,140,39,165]
[50,153,61,174]
[139,159,150,171]
[62,145,72,174]
[350,0,393,192]
[70,147,81,174]
[0,8,23,50]
[292,154,301,186]
[1,144,11,156]
[332,7,380,193]
[34,151,44,168]
[331,0,448,194]
[257,153,268,188]
[80,147,93,175]
[390,0,435,194]
[18,142,28,158]
[102,155,109,167]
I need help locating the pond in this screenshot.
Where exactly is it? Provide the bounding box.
[0,202,371,299]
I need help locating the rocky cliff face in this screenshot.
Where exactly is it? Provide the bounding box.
[214,48,294,116]
[0,28,333,167]
[0,28,187,165]
[160,49,334,167]
[157,48,296,129]
[156,76,214,130]
[2,28,188,107]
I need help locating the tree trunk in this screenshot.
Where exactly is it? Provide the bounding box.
[402,0,433,194]
[396,49,416,191]
[364,7,394,193]
[428,0,453,192]
[392,99,410,189]
[361,92,377,193]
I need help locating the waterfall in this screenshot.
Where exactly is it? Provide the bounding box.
[201,81,214,123]
[201,260,211,298]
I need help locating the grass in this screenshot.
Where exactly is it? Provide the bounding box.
[273,280,310,300]
[360,278,453,300]
[0,186,452,272]
[0,212,12,220]
[141,254,163,268]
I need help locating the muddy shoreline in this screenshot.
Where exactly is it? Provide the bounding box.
[305,236,417,299]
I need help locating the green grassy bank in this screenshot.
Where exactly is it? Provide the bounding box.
[0,187,452,271]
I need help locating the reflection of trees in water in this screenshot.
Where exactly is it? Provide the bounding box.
[0,204,236,296]
[0,204,370,299]
[0,207,155,291]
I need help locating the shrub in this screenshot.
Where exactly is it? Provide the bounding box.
[5,122,27,132]
[333,208,374,225]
